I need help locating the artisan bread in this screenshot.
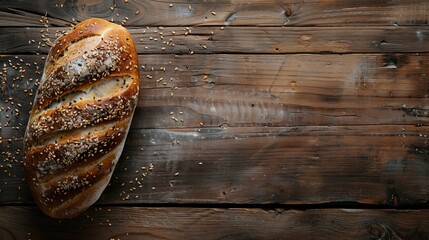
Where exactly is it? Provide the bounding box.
[23,18,140,219]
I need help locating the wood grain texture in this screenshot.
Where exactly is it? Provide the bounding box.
[136,53,429,128]
[2,26,429,54]
[1,53,428,130]
[107,125,429,206]
[1,0,429,27]
[2,125,429,205]
[1,52,428,205]
[1,2,429,236]
[0,206,428,240]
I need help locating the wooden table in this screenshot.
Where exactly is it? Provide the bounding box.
[1,0,429,239]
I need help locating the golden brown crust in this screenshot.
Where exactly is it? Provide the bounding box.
[26,82,137,142]
[25,118,128,182]
[24,18,139,219]
[32,152,116,218]
[34,18,139,112]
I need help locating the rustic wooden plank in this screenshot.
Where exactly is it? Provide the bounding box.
[2,26,429,54]
[1,54,428,131]
[139,53,428,128]
[0,206,428,239]
[100,125,429,206]
[1,0,429,27]
[1,125,429,205]
[1,53,428,205]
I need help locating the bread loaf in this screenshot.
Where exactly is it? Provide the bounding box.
[23,18,140,219]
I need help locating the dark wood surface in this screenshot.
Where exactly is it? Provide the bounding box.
[1,207,429,240]
[1,0,429,27]
[2,26,429,54]
[1,0,429,239]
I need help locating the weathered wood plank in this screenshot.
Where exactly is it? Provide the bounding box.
[1,51,428,205]
[1,54,428,132]
[0,206,428,239]
[136,53,429,128]
[1,0,429,27]
[2,26,429,54]
[1,125,429,205]
[99,125,429,206]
